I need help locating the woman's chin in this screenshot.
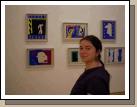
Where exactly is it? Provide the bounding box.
[81,58,88,62]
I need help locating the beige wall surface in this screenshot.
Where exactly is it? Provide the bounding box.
[5,5,125,95]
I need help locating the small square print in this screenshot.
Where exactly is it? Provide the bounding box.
[63,23,88,42]
[104,47,125,65]
[27,48,54,67]
[102,20,116,41]
[68,48,84,65]
[26,14,48,41]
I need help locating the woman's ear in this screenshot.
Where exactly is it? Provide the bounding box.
[96,50,101,56]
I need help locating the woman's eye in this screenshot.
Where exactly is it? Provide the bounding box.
[80,47,83,50]
[86,48,90,50]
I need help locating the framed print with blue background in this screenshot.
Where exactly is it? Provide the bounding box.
[63,23,88,42]
[102,20,116,41]
[68,48,84,65]
[26,14,48,41]
[27,48,54,67]
[104,47,125,65]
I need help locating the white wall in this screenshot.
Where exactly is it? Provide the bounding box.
[5,5,125,95]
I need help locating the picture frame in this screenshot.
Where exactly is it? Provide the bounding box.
[26,14,48,41]
[68,48,84,65]
[27,48,54,67]
[104,47,125,65]
[63,23,88,42]
[102,20,116,41]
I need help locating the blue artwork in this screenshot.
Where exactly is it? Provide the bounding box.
[66,25,85,38]
[26,14,47,41]
[102,20,116,41]
[27,48,54,66]
[63,23,88,41]
[105,47,125,64]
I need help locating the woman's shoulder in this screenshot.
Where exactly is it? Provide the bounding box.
[85,66,110,81]
[85,66,106,74]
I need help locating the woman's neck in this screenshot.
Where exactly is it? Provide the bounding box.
[85,60,102,70]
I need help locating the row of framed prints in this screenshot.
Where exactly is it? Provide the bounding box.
[26,14,116,42]
[27,47,125,67]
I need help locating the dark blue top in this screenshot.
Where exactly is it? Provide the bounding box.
[70,66,110,95]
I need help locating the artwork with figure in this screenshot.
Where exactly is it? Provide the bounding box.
[27,48,54,66]
[68,48,84,65]
[63,23,88,41]
[26,14,48,41]
[104,47,125,64]
[102,20,116,41]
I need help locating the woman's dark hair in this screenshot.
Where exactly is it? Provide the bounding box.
[80,35,104,66]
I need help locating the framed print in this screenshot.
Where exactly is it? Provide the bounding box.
[68,48,84,65]
[102,20,116,41]
[63,23,88,42]
[26,14,48,41]
[27,48,54,66]
[104,47,125,64]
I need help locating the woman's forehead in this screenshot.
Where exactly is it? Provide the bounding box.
[80,40,93,46]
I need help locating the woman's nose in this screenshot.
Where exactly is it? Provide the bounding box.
[80,49,87,54]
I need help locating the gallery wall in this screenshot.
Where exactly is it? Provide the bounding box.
[5,5,125,95]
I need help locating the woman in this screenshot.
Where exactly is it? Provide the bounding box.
[70,35,110,95]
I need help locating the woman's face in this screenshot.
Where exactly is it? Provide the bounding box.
[80,40,99,63]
